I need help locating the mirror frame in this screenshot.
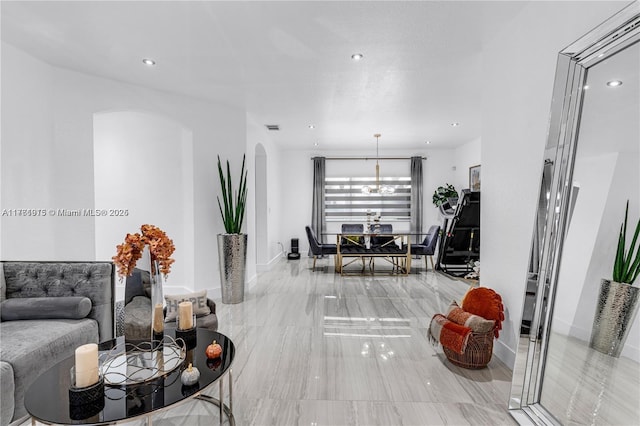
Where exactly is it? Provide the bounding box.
[508,3,640,425]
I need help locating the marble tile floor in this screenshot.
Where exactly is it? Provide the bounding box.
[540,332,640,425]
[29,259,517,425]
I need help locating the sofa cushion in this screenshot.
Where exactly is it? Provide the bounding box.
[1,297,92,321]
[164,290,210,321]
[0,361,14,426]
[0,319,98,420]
[0,263,6,302]
[194,311,218,331]
[124,295,152,340]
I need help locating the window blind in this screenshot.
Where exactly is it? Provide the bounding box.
[325,177,411,221]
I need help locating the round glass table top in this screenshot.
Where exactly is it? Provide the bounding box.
[24,329,235,425]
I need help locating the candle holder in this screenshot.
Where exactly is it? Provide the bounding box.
[176,313,197,349]
[69,371,105,406]
[69,396,104,420]
[176,327,197,350]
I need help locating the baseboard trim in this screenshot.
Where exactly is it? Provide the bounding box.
[494,339,516,370]
[256,251,285,272]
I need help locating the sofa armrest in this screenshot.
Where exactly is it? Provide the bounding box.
[207,298,216,315]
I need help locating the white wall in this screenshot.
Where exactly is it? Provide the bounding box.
[480,0,629,368]
[93,111,194,293]
[453,137,481,192]
[553,153,618,337]
[1,42,246,300]
[245,116,283,282]
[1,43,56,259]
[279,148,455,257]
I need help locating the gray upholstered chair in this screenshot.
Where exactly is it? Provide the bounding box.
[371,223,394,246]
[119,268,217,341]
[340,223,364,245]
[410,225,441,270]
[305,226,337,271]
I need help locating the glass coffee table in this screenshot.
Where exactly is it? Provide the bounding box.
[25,329,235,425]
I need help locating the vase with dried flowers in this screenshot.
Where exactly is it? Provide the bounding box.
[113,224,175,344]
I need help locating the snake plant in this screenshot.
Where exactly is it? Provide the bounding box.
[613,201,640,284]
[217,154,248,234]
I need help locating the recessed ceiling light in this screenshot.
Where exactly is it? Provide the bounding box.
[425,141,432,144]
[142,58,156,66]
[450,122,460,127]
[308,125,315,129]
[606,80,623,87]
[351,53,364,61]
[314,141,319,146]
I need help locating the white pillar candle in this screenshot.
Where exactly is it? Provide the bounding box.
[178,301,194,330]
[75,343,99,388]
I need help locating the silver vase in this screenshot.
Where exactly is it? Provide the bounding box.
[589,279,640,357]
[217,234,247,304]
[150,259,164,345]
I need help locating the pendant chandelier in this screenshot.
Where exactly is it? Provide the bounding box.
[361,133,395,195]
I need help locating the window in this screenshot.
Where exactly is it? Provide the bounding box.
[325,177,411,222]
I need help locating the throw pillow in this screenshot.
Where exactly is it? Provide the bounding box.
[446,300,495,333]
[164,290,210,322]
[461,287,504,338]
[0,297,92,321]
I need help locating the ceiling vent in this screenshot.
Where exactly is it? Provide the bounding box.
[265,124,280,131]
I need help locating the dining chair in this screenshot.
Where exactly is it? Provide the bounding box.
[372,223,394,246]
[305,226,337,271]
[410,225,441,270]
[340,223,364,245]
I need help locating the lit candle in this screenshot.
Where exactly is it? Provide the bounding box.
[153,303,164,333]
[178,301,193,330]
[75,343,99,388]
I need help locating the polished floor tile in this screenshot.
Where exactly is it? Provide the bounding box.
[27,258,517,425]
[205,258,517,425]
[540,332,640,425]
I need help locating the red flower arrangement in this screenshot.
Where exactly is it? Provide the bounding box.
[113,224,175,279]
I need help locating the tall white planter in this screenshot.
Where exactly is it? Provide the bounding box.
[217,234,247,304]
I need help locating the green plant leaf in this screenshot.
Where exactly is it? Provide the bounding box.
[217,154,248,234]
[613,200,640,285]
[622,217,640,282]
[625,246,640,284]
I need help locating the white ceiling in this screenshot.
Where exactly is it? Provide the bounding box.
[1,1,526,151]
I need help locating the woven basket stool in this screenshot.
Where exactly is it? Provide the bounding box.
[443,329,494,369]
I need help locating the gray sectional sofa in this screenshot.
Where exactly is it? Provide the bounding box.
[0,261,114,426]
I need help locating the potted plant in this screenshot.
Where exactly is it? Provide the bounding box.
[432,183,458,207]
[589,200,640,357]
[216,154,248,304]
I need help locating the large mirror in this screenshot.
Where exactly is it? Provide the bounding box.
[510,3,640,424]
